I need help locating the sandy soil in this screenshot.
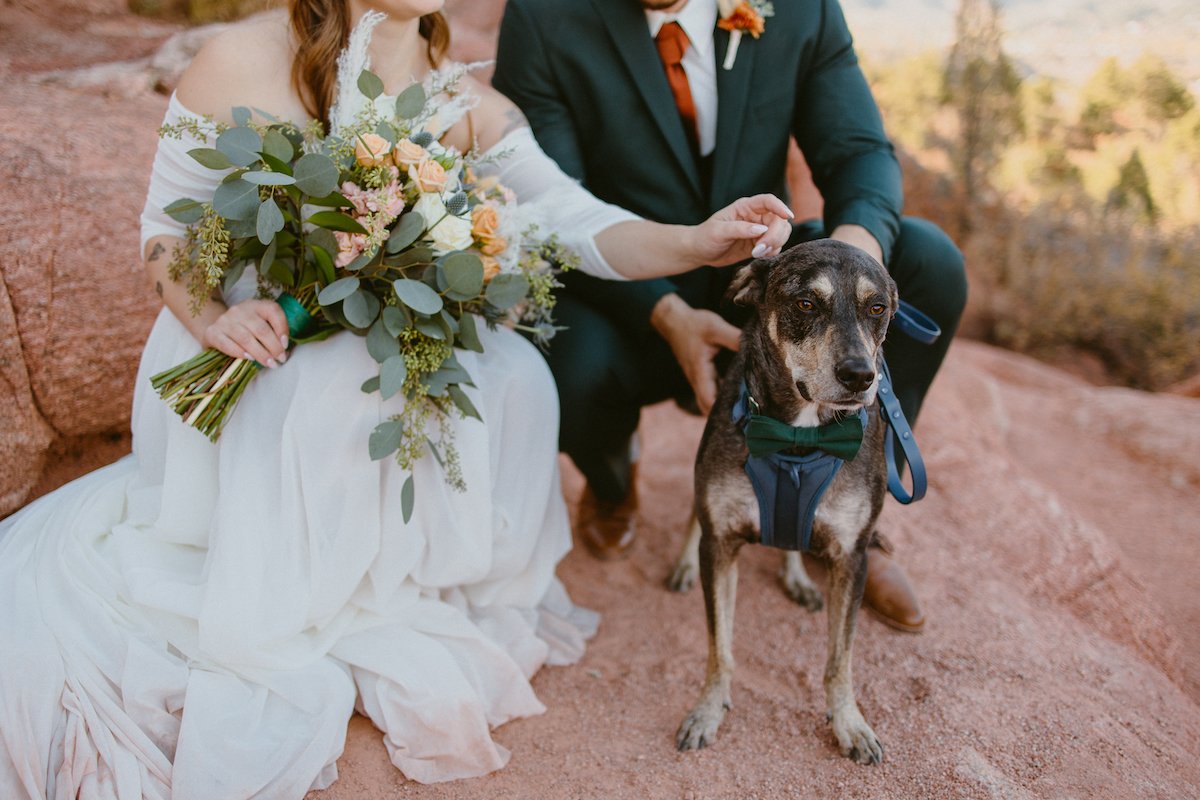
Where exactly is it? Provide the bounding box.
[299,341,1200,800]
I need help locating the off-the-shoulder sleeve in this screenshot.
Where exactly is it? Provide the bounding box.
[477,127,638,281]
[139,94,229,253]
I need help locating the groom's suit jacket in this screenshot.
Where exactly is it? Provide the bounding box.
[493,0,903,330]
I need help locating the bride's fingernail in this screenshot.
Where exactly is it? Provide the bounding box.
[278,352,288,364]
[752,243,768,258]
[242,352,253,361]
[750,224,768,235]
[267,358,279,369]
[280,335,289,349]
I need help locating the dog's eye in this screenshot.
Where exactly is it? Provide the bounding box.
[798,298,816,313]
[869,304,887,317]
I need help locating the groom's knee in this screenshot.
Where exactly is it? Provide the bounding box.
[891,217,968,333]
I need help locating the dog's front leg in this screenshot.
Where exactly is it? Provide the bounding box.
[823,550,884,764]
[666,514,702,592]
[780,551,824,611]
[676,521,744,750]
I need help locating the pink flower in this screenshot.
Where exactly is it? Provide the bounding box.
[334,231,368,267]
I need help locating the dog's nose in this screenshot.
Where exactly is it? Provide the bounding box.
[835,358,876,393]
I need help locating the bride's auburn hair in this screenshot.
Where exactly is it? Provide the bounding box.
[289,0,451,127]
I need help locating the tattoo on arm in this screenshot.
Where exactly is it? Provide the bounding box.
[147,242,166,262]
[500,106,529,137]
[155,281,164,297]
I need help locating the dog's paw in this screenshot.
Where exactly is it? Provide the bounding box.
[781,572,824,612]
[675,700,729,751]
[830,706,884,765]
[666,557,697,593]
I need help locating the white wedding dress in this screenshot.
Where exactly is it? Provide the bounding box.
[0,52,638,799]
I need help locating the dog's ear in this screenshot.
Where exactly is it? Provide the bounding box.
[725,258,770,307]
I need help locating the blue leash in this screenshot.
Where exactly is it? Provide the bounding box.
[877,299,940,504]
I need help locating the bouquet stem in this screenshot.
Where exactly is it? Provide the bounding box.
[150,292,318,441]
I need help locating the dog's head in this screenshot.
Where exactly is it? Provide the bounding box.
[727,240,898,411]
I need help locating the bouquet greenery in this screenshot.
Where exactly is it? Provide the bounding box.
[151,68,575,517]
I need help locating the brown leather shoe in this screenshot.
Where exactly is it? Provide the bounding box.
[576,470,638,561]
[862,541,925,633]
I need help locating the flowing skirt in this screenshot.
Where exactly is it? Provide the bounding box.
[0,306,596,799]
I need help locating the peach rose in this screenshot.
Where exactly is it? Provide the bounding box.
[471,205,500,240]
[409,159,448,194]
[354,133,392,167]
[718,2,766,37]
[481,255,502,283]
[391,138,428,168]
[480,236,508,257]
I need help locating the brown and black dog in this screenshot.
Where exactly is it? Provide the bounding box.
[675,240,897,764]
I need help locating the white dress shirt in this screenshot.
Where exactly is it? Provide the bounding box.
[646,0,719,157]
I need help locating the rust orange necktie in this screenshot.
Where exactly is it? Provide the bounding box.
[654,21,699,152]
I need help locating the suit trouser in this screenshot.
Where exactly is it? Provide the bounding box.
[543,216,968,503]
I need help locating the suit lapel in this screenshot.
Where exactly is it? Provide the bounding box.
[592,0,703,199]
[710,26,758,208]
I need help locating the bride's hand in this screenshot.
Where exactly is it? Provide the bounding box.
[690,194,794,267]
[202,300,290,368]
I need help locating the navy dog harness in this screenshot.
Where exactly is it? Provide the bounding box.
[737,300,937,551]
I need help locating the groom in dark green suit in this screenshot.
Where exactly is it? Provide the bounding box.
[493,0,967,631]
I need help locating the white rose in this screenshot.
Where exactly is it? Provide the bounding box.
[413,192,473,253]
[431,213,474,253]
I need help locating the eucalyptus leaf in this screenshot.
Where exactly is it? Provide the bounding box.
[259,152,293,176]
[366,319,400,363]
[344,248,376,272]
[447,385,482,421]
[317,276,360,305]
[401,475,414,523]
[187,147,233,170]
[415,317,445,340]
[293,153,340,197]
[256,199,285,245]
[484,273,530,310]
[262,128,294,163]
[358,69,385,100]
[309,210,368,234]
[382,305,410,337]
[221,260,248,294]
[437,356,474,385]
[392,278,443,315]
[312,246,336,285]
[380,354,408,400]
[163,198,204,224]
[457,312,483,352]
[232,106,252,127]
[438,309,460,336]
[395,84,426,119]
[225,217,258,239]
[374,121,397,144]
[442,252,485,299]
[385,212,425,254]
[343,290,381,329]
[422,370,450,397]
[267,259,296,287]
[258,237,278,276]
[307,227,340,259]
[361,376,381,394]
[212,179,261,221]
[243,170,296,186]
[215,126,263,168]
[368,419,404,460]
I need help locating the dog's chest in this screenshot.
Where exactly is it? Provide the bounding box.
[812,478,875,557]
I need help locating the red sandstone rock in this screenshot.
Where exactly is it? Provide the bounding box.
[4,5,1200,798]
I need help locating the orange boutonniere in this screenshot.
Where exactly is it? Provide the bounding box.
[717,0,774,70]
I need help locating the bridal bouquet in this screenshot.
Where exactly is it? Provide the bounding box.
[151,67,575,515]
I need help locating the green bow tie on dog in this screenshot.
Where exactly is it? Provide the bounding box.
[743,411,865,461]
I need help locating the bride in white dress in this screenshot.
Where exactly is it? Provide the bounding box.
[0,2,793,797]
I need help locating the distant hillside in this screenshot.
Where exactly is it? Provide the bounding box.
[842,0,1200,86]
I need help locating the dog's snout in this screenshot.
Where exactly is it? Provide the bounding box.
[834,358,875,393]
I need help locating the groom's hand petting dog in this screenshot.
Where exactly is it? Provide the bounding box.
[675,240,897,765]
